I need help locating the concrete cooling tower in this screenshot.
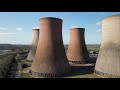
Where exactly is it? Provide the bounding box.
[67,28,90,64]
[27,28,39,61]
[29,17,71,78]
[95,14,120,78]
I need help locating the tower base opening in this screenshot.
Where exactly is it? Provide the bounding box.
[94,69,120,78]
[29,70,71,78]
[69,60,95,64]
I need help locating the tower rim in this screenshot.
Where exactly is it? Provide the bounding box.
[39,17,63,21]
[102,14,120,21]
[70,28,85,31]
[32,28,39,30]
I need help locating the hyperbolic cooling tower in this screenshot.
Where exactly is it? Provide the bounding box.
[95,14,120,78]
[29,17,71,78]
[67,28,90,64]
[27,28,39,61]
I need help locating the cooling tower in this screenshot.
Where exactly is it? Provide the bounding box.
[29,17,70,78]
[95,14,120,78]
[27,28,39,61]
[67,28,90,64]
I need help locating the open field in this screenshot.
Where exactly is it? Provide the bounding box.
[86,44,100,52]
[21,73,32,78]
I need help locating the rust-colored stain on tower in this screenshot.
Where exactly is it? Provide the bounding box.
[67,28,90,64]
[27,28,39,61]
[95,14,120,78]
[30,17,70,78]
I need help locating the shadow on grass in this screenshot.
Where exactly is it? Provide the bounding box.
[66,65,95,77]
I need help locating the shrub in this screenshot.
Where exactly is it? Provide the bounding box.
[0,54,16,77]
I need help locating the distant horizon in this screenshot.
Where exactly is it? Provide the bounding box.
[0,12,120,44]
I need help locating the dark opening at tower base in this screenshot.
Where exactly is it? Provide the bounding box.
[29,70,71,78]
[94,69,120,78]
[69,60,96,64]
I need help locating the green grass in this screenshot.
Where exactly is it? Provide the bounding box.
[65,73,100,78]
[21,73,32,78]
[21,73,100,78]
[20,59,32,67]
[20,73,100,78]
[86,44,100,52]
[21,67,32,78]
[22,67,30,71]
[87,48,99,53]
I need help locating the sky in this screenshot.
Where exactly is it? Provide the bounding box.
[0,12,120,45]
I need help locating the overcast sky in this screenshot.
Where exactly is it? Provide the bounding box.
[0,12,120,45]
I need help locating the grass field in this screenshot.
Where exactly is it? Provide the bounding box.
[65,74,99,78]
[86,44,100,52]
[20,59,32,67]
[21,73,100,78]
[21,73,32,78]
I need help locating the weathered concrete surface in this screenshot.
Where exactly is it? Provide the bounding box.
[30,17,70,78]
[67,28,90,64]
[95,14,120,78]
[27,28,39,61]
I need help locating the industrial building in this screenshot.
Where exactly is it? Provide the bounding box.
[27,28,39,61]
[67,28,90,64]
[30,17,71,78]
[95,14,120,78]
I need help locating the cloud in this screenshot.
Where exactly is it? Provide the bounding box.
[32,27,39,29]
[0,32,14,36]
[96,21,101,26]
[96,29,101,33]
[16,28,23,32]
[70,25,80,28]
[0,27,8,30]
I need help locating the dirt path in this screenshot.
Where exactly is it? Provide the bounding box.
[14,62,22,78]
